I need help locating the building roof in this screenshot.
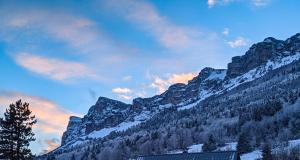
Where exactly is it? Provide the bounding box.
[137,151,238,160]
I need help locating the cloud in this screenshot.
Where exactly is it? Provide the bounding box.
[150,72,197,93]
[112,87,134,101]
[112,87,132,94]
[0,91,75,134]
[207,0,271,7]
[222,28,229,36]
[207,0,234,8]
[122,75,132,81]
[0,8,137,83]
[227,37,249,48]
[252,0,270,6]
[14,53,98,81]
[118,95,132,100]
[4,10,117,56]
[105,0,204,51]
[41,138,60,154]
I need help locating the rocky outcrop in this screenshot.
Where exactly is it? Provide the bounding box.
[60,33,300,148]
[61,97,132,145]
[226,33,300,79]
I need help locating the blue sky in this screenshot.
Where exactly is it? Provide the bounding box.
[0,0,300,154]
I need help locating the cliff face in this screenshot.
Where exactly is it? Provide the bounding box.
[59,33,300,151]
[226,33,300,79]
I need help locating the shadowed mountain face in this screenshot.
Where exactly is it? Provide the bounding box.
[47,33,300,160]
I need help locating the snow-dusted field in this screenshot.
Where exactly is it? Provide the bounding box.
[167,138,300,160]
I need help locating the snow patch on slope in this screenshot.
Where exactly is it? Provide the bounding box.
[207,70,226,80]
[225,52,300,91]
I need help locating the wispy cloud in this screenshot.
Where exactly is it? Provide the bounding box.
[4,10,118,56]
[0,8,137,83]
[0,91,76,134]
[41,138,60,154]
[207,0,234,8]
[252,0,270,6]
[122,75,132,81]
[112,87,134,101]
[0,91,79,153]
[150,72,197,93]
[118,95,132,100]
[227,37,249,48]
[105,0,204,51]
[14,53,97,81]
[112,87,132,94]
[207,0,271,7]
[222,28,229,36]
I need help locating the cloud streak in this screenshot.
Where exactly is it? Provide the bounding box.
[228,37,249,48]
[0,91,75,134]
[112,87,132,94]
[105,0,204,51]
[150,72,197,93]
[207,0,271,7]
[0,91,79,153]
[14,53,97,81]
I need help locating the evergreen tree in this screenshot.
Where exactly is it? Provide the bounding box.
[71,154,76,160]
[237,133,252,155]
[0,100,37,160]
[202,135,217,152]
[262,143,272,160]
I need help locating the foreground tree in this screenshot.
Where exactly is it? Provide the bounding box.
[0,100,37,160]
[202,135,217,152]
[237,132,252,155]
[262,143,272,160]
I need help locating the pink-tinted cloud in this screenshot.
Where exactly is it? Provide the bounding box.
[0,91,76,135]
[14,53,98,81]
[150,72,197,93]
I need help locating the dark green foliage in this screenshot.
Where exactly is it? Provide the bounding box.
[202,135,217,152]
[237,133,252,154]
[262,143,272,160]
[0,100,37,160]
[252,101,282,121]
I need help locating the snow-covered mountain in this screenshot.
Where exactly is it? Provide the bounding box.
[40,33,300,160]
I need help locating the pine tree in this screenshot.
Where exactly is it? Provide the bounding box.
[262,143,272,160]
[237,132,252,155]
[0,100,37,160]
[202,135,217,152]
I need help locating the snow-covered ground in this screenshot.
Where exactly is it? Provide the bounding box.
[88,120,141,139]
[167,138,300,160]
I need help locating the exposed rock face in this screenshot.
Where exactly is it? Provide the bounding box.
[60,33,300,149]
[61,97,132,145]
[62,68,226,145]
[226,33,300,79]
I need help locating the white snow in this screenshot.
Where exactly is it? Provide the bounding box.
[219,142,237,151]
[225,52,300,92]
[263,38,273,43]
[207,70,226,80]
[240,150,262,160]
[177,99,202,111]
[288,139,300,148]
[88,120,141,139]
[166,138,300,160]
[188,144,203,153]
[159,103,173,110]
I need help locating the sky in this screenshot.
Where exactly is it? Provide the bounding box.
[0,0,300,155]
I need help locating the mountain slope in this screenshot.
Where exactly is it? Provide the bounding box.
[40,33,300,160]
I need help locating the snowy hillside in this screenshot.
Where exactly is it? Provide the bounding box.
[40,33,300,160]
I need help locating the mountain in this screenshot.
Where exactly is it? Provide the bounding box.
[39,33,300,160]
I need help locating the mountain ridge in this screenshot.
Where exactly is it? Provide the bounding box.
[43,33,300,160]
